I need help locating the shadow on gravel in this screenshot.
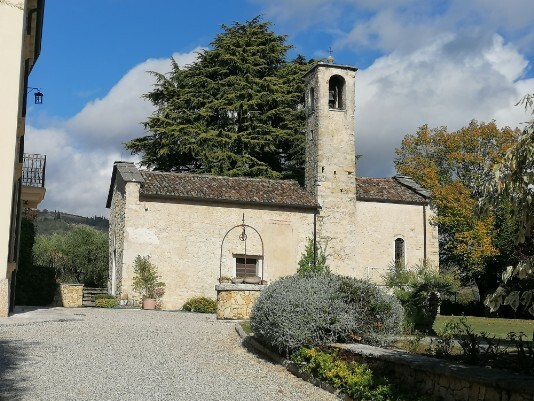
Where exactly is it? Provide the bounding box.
[241,336,283,365]
[0,339,25,400]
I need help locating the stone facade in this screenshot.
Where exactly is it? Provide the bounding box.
[108,173,126,296]
[60,284,83,308]
[107,173,315,310]
[305,63,358,276]
[215,284,263,319]
[355,201,439,281]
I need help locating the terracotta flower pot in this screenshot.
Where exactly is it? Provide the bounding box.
[142,298,156,310]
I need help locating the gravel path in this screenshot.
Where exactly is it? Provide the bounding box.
[0,308,336,401]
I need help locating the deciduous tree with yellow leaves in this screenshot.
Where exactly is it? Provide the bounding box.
[395,120,520,306]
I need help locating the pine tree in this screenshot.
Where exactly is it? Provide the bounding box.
[125,16,315,180]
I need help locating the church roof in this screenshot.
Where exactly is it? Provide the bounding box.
[97,159,319,210]
[138,171,319,210]
[356,176,430,205]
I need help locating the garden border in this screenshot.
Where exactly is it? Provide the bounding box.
[235,324,351,400]
[236,325,534,401]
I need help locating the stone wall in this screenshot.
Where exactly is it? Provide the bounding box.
[60,284,83,308]
[304,63,359,277]
[355,201,440,281]
[215,284,263,320]
[339,343,533,401]
[119,184,314,310]
[108,175,126,296]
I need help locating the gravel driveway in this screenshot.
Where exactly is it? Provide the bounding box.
[0,308,335,401]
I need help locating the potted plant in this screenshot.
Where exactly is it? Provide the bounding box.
[131,255,166,310]
[219,276,232,284]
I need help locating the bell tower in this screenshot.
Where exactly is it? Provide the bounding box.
[304,60,358,275]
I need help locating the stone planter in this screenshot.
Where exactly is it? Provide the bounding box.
[60,284,84,308]
[243,276,261,284]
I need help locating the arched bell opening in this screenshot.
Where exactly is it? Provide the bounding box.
[328,74,345,110]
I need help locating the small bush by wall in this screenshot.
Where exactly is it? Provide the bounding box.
[182,296,217,313]
[291,347,430,401]
[250,273,403,356]
[95,295,118,308]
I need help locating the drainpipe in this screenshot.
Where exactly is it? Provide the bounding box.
[423,204,427,263]
[313,211,317,267]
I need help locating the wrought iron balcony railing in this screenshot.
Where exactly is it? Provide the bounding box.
[22,153,46,188]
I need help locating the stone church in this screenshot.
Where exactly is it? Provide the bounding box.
[106,61,439,310]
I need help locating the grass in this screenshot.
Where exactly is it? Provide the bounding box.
[434,316,534,339]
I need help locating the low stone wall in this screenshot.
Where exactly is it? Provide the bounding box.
[338,343,534,401]
[215,284,264,320]
[60,284,84,308]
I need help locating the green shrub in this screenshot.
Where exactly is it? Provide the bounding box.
[427,320,457,357]
[383,263,458,333]
[297,238,330,275]
[291,347,429,401]
[182,296,216,313]
[250,273,403,355]
[95,297,118,308]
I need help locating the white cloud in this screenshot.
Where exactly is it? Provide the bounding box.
[65,50,200,150]
[253,0,534,176]
[25,50,200,217]
[256,0,534,52]
[356,33,534,177]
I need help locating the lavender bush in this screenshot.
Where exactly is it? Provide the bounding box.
[250,273,403,355]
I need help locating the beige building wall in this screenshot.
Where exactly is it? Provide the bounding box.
[305,63,359,277]
[110,181,315,310]
[0,1,27,317]
[355,201,439,282]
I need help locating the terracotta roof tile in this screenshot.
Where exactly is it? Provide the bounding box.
[139,170,319,210]
[356,177,428,204]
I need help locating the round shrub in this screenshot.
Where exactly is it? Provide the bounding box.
[250,274,403,355]
[182,296,217,313]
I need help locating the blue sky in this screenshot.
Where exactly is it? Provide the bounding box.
[25,0,534,217]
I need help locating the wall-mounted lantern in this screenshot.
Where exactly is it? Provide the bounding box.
[27,87,44,104]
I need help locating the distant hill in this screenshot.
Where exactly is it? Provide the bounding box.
[35,209,109,235]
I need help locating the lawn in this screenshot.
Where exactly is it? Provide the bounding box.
[434,315,534,339]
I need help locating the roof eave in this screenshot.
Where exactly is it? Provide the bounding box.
[356,196,429,206]
[140,193,320,212]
